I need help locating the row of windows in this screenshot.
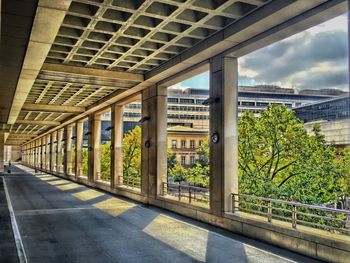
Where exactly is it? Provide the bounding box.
[168,98,206,104]
[123,101,293,113]
[239,101,293,108]
[168,106,209,112]
[123,112,142,118]
[181,155,196,165]
[168,114,209,120]
[171,139,203,149]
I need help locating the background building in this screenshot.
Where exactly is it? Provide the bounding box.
[294,96,350,147]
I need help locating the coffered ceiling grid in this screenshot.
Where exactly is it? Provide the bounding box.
[25,80,118,108]
[46,0,269,74]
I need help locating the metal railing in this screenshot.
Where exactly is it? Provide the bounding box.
[232,193,350,234]
[118,175,141,189]
[162,182,209,205]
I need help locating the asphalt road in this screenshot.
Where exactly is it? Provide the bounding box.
[1,165,322,263]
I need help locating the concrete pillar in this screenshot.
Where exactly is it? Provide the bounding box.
[65,125,73,175]
[89,114,101,182]
[87,115,96,182]
[209,55,238,216]
[76,120,83,177]
[111,104,123,188]
[141,86,168,199]
[35,140,39,168]
[0,133,4,173]
[348,1,350,94]
[57,128,63,173]
[50,132,57,172]
[46,134,51,170]
[41,137,45,169]
[31,142,34,166]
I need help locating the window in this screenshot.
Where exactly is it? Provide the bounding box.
[199,140,203,146]
[196,99,206,104]
[181,155,186,165]
[190,155,195,165]
[181,140,186,148]
[180,98,195,104]
[256,102,269,107]
[172,140,177,149]
[242,101,255,106]
[168,98,178,103]
[190,140,195,149]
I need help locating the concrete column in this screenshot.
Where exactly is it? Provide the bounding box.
[35,140,39,168]
[46,134,51,170]
[141,86,168,199]
[0,133,4,173]
[50,132,57,172]
[41,137,45,169]
[57,128,63,173]
[65,125,73,175]
[37,140,40,168]
[76,121,83,177]
[90,114,101,182]
[209,55,238,216]
[31,142,34,166]
[111,104,123,188]
[87,115,96,182]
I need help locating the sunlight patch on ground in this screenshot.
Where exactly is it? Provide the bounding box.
[38,176,58,181]
[73,189,104,201]
[56,183,82,191]
[143,214,209,261]
[93,198,135,216]
[47,179,70,186]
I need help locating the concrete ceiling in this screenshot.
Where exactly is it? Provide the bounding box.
[0,0,348,146]
[0,0,38,122]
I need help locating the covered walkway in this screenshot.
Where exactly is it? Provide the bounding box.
[1,165,318,263]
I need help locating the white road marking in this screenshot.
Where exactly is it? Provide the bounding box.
[3,177,28,263]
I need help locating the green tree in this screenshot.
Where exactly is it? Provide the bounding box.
[197,139,210,167]
[82,147,88,176]
[100,143,111,181]
[238,105,338,204]
[123,126,141,179]
[334,148,350,209]
[167,148,177,172]
[169,163,188,182]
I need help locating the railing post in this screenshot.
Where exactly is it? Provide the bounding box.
[178,184,181,201]
[189,188,192,204]
[346,213,350,229]
[292,204,297,228]
[268,201,272,223]
[232,194,236,213]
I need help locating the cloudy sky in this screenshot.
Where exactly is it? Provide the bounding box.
[173,13,348,92]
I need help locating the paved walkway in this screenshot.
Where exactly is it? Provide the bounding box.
[2,165,321,263]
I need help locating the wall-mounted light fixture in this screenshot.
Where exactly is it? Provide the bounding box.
[85,131,91,136]
[71,136,77,140]
[139,116,150,123]
[105,126,113,131]
[202,97,220,106]
[144,140,151,148]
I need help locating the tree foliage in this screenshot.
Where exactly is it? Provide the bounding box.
[122,125,141,179]
[238,105,344,205]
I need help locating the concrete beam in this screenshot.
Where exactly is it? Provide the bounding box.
[7,0,72,124]
[16,120,60,126]
[41,63,144,83]
[22,103,85,113]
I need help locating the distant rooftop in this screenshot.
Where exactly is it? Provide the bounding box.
[168,85,345,97]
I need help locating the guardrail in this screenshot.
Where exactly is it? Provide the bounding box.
[118,175,141,188]
[162,182,209,205]
[232,193,350,234]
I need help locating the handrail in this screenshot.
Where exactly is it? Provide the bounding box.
[118,175,141,188]
[162,182,209,205]
[231,193,350,234]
